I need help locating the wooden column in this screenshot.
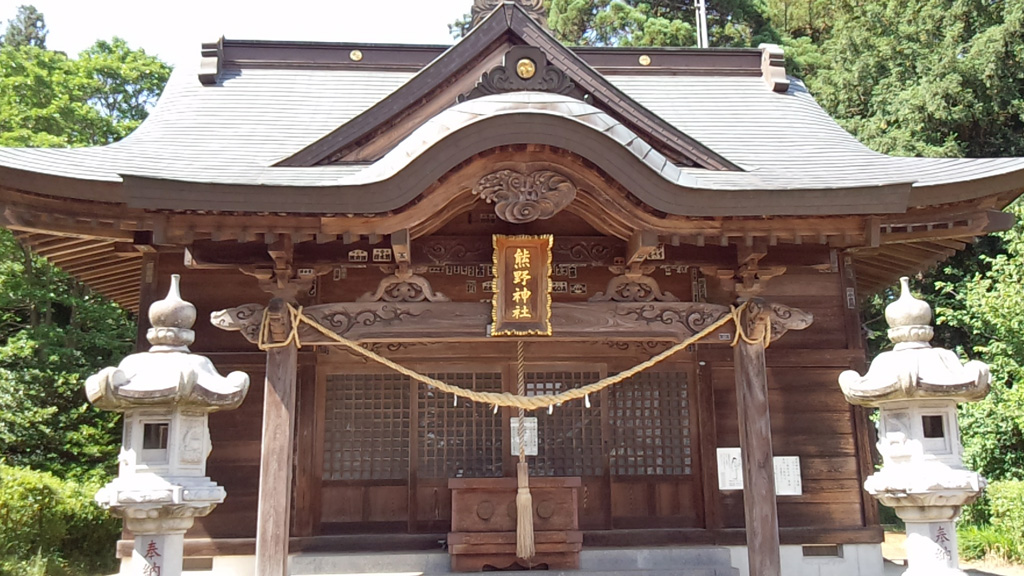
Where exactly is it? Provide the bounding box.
[732,299,781,576]
[255,298,297,576]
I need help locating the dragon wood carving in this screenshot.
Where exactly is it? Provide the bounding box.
[616,301,813,342]
[473,169,576,224]
[210,303,420,344]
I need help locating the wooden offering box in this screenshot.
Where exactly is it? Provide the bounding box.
[448,476,582,571]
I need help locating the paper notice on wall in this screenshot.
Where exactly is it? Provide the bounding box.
[716,449,803,495]
[773,456,803,496]
[717,447,744,490]
[510,417,538,456]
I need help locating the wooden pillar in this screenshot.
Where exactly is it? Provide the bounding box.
[255,298,297,576]
[732,299,782,576]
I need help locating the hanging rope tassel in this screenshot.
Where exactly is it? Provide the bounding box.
[514,340,536,560]
[516,459,535,560]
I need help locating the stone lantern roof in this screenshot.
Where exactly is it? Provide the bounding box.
[85,274,249,412]
[838,277,989,406]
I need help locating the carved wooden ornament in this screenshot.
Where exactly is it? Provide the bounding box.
[460,46,574,101]
[474,169,576,224]
[492,235,552,336]
[471,0,547,27]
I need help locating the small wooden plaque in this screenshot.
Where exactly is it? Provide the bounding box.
[491,235,552,336]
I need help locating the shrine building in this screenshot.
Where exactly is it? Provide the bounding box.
[1,2,1023,576]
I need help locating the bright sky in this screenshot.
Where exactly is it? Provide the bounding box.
[0,0,470,69]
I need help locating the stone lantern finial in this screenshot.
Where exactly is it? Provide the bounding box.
[885,276,934,346]
[147,274,197,351]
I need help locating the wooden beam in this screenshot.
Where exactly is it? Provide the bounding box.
[73,264,142,284]
[212,301,814,346]
[864,216,881,248]
[44,242,116,261]
[63,258,140,277]
[733,300,781,576]
[99,288,141,302]
[87,279,140,296]
[255,298,298,576]
[85,273,139,290]
[391,229,411,264]
[627,230,660,264]
[28,236,93,252]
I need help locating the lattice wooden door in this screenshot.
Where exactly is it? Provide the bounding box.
[317,361,700,534]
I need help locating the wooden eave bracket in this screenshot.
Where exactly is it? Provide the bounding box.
[235,236,332,302]
[877,209,1012,244]
[701,238,787,298]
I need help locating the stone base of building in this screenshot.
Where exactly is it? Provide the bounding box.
[726,544,883,576]
[115,543,882,575]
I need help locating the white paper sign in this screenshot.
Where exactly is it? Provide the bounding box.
[717,447,744,490]
[510,418,538,456]
[716,448,803,495]
[773,456,803,496]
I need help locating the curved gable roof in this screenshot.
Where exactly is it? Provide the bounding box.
[274,3,739,171]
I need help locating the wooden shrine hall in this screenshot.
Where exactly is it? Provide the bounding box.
[2,2,1024,575]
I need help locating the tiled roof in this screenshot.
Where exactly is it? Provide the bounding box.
[2,62,1022,208]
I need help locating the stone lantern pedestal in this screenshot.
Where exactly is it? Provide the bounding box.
[839,277,989,576]
[86,275,250,576]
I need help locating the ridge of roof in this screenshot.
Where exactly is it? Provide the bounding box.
[200,37,764,76]
[273,3,741,171]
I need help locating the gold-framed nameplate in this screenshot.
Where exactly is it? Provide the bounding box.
[491,235,552,336]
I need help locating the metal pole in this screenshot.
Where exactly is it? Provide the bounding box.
[696,0,709,48]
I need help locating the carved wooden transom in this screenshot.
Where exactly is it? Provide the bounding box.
[472,168,577,224]
[459,46,575,102]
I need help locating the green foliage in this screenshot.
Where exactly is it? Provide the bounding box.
[0,464,120,576]
[547,0,778,47]
[0,38,170,147]
[931,202,1024,481]
[807,0,1024,157]
[0,230,135,479]
[1,5,46,49]
[958,480,1024,563]
[989,480,1024,539]
[960,491,992,527]
[958,524,1022,563]
[0,26,163,479]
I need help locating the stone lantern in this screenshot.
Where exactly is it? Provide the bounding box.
[838,277,989,576]
[85,275,250,576]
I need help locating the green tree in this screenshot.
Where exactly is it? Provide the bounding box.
[0,231,135,479]
[935,202,1024,481]
[1,4,46,48]
[807,0,1024,157]
[0,23,168,479]
[547,0,778,47]
[0,37,170,147]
